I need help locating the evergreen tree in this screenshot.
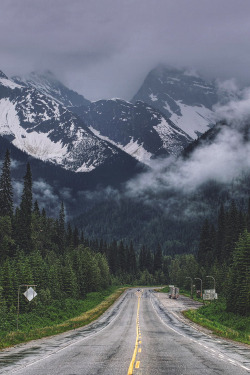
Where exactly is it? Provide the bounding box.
[73,227,79,248]
[0,216,14,258]
[223,200,239,263]
[226,230,250,316]
[108,241,118,274]
[154,243,163,272]
[197,219,214,267]
[247,197,250,232]
[33,200,40,216]
[216,204,225,262]
[0,150,13,217]
[57,202,66,251]
[66,222,73,248]
[128,241,137,275]
[139,246,147,271]
[118,241,126,272]
[16,163,33,252]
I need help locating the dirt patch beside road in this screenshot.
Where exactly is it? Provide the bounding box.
[156,293,215,336]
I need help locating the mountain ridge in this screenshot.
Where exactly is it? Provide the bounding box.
[0,70,140,175]
[131,65,218,138]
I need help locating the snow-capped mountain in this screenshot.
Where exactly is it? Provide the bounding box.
[132,65,218,139]
[0,70,137,173]
[12,71,90,108]
[71,99,192,164]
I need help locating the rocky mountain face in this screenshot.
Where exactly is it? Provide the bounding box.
[131,65,218,139]
[12,70,90,108]
[0,70,138,174]
[72,99,192,163]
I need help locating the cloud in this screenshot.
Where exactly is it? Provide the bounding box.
[214,88,250,125]
[10,158,24,170]
[1,0,250,99]
[33,179,60,216]
[123,91,250,218]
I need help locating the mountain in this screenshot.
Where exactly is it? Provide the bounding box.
[0,70,139,174]
[12,70,90,108]
[71,99,192,163]
[12,70,193,163]
[131,65,218,139]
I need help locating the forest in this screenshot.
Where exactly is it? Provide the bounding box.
[0,148,249,339]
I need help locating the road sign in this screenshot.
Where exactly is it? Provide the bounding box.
[203,289,218,300]
[23,287,37,302]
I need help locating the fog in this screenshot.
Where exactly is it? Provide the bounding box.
[1,0,250,100]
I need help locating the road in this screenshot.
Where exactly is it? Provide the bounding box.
[0,289,249,374]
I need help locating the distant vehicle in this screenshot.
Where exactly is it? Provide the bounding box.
[169,285,179,299]
[137,289,141,292]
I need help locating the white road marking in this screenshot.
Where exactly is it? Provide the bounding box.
[4,292,131,374]
[150,294,250,373]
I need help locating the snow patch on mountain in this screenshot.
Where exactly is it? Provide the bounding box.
[149,94,158,102]
[123,139,152,163]
[170,102,215,138]
[0,98,20,135]
[0,98,68,163]
[0,78,22,90]
[89,125,152,163]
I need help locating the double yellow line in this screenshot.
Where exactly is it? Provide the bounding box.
[127,294,141,375]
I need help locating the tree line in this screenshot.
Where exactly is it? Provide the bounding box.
[0,150,168,318]
[0,149,249,323]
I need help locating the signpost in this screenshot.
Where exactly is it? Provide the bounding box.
[17,284,37,330]
[203,289,218,300]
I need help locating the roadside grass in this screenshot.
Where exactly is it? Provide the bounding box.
[154,286,169,293]
[0,286,127,350]
[183,299,250,345]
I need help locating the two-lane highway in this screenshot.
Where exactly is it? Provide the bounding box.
[0,289,249,374]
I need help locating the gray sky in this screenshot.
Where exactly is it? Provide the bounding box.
[1,0,250,100]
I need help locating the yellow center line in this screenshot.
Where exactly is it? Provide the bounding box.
[127,294,141,375]
[135,361,140,369]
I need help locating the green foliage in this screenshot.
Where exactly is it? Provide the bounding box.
[15,163,33,252]
[0,150,13,217]
[226,231,250,316]
[184,299,250,344]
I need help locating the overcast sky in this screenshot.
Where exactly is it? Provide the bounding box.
[1,0,250,100]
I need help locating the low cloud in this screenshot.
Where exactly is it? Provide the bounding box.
[214,87,250,125]
[123,90,250,218]
[33,179,60,216]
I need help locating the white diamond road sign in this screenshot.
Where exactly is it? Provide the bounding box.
[23,287,37,302]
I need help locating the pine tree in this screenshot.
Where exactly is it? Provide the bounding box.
[226,230,250,316]
[216,204,225,262]
[139,246,147,271]
[16,163,33,252]
[73,227,79,248]
[223,200,239,263]
[57,202,66,252]
[128,241,137,275]
[33,200,40,216]
[66,222,73,248]
[118,241,126,272]
[247,198,250,232]
[154,243,163,272]
[0,150,13,217]
[197,219,214,267]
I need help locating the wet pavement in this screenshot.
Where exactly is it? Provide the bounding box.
[0,289,249,374]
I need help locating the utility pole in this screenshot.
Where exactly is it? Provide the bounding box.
[195,278,203,298]
[186,277,193,299]
[206,276,215,291]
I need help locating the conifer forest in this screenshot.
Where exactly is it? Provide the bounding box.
[0,148,249,340]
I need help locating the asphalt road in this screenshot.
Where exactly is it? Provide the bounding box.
[0,289,250,374]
